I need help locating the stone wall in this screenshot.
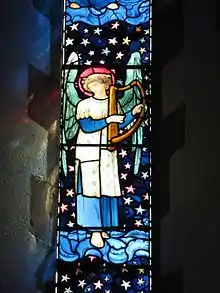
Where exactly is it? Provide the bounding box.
[0,1,61,292]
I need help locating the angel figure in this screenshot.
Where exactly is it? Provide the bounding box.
[62,52,146,248]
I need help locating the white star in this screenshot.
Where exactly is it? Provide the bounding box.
[104,276,110,282]
[70,23,79,31]
[145,56,149,61]
[85,60,92,65]
[94,27,102,35]
[121,280,131,291]
[105,290,111,293]
[138,268,145,274]
[141,171,149,179]
[76,267,82,275]
[122,268,128,273]
[144,29,149,34]
[122,36,131,45]
[60,203,68,213]
[120,173,128,180]
[108,37,118,45]
[135,205,147,215]
[123,197,133,205]
[93,280,103,289]
[66,38,74,46]
[67,221,74,227]
[135,219,143,227]
[61,274,70,282]
[88,50,95,56]
[124,162,131,169]
[116,79,123,85]
[143,147,147,151]
[111,21,120,29]
[140,37,145,43]
[144,76,149,82]
[81,38,90,46]
[125,185,136,194]
[116,52,124,59]
[99,60,105,64]
[102,47,111,56]
[139,47,147,54]
[84,28,89,33]
[68,165,74,172]
[119,149,127,158]
[142,193,149,200]
[78,280,86,288]
[64,287,73,293]
[137,277,145,286]
[66,189,74,197]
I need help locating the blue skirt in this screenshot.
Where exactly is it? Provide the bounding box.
[76,164,119,230]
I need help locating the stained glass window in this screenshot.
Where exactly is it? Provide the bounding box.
[56,1,152,292]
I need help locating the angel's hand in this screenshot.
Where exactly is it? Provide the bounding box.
[132,104,144,115]
[106,115,125,124]
[67,52,78,65]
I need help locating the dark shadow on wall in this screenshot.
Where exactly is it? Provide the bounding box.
[215,0,220,32]
[152,0,184,292]
[35,248,56,293]
[27,65,60,130]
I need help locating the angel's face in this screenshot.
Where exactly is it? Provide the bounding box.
[88,81,108,97]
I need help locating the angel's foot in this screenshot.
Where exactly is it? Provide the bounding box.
[102,231,110,239]
[70,2,80,9]
[107,3,119,10]
[90,232,104,248]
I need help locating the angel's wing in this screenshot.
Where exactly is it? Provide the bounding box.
[61,52,80,175]
[119,52,145,175]
[120,52,143,112]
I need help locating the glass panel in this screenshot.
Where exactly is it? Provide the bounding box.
[63,1,152,67]
[57,262,152,292]
[57,1,152,292]
[59,145,151,232]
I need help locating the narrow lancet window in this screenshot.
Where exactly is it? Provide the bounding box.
[57,1,152,292]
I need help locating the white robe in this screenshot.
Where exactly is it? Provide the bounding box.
[75,97,121,198]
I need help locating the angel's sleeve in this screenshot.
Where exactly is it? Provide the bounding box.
[76,100,108,133]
